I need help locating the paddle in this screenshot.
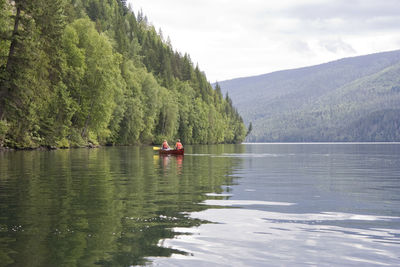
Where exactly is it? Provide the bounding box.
[153,146,161,150]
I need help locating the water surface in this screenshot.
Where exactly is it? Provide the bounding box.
[1,144,400,266]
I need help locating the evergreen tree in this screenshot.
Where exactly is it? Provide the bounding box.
[247,122,253,137]
[0,0,246,148]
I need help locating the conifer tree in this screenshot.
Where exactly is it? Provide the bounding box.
[0,0,246,148]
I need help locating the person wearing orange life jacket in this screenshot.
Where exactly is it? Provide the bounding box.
[161,140,170,150]
[175,139,183,150]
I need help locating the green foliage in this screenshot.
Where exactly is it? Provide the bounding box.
[247,122,253,137]
[0,0,246,148]
[0,120,8,146]
[67,18,125,141]
[0,0,12,68]
[56,137,70,148]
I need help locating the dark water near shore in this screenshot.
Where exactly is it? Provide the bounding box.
[1,144,400,266]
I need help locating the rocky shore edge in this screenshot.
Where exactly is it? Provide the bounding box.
[0,142,100,151]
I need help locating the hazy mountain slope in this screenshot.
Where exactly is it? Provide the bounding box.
[217,50,400,142]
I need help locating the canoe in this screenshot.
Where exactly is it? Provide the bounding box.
[159,148,184,155]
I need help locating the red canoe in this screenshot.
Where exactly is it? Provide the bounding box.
[159,148,184,155]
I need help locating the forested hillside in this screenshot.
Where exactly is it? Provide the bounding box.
[217,51,400,142]
[0,0,246,149]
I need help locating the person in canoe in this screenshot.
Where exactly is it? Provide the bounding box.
[175,139,183,150]
[161,139,171,150]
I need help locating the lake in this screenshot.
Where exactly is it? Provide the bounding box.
[1,144,400,266]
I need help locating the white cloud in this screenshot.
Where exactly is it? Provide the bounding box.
[319,38,356,54]
[128,0,400,81]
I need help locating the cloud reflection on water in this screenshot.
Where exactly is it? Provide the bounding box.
[151,204,400,266]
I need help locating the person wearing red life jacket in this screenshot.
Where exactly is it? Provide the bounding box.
[175,139,183,150]
[161,140,170,150]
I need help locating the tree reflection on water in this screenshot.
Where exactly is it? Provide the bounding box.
[0,145,244,266]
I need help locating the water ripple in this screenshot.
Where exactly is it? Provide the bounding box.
[153,208,400,266]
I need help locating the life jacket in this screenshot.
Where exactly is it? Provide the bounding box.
[176,142,183,150]
[162,141,169,149]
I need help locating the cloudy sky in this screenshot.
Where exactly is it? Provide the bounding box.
[127,0,400,82]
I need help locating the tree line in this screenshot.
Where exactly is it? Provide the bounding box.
[0,0,246,149]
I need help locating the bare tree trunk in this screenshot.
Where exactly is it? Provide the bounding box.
[81,114,90,138]
[6,5,21,73]
[81,100,95,138]
[0,5,22,119]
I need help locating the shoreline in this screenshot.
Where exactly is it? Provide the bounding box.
[0,143,101,152]
[3,141,400,152]
[243,142,400,145]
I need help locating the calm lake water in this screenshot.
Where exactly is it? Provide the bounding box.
[1,144,400,266]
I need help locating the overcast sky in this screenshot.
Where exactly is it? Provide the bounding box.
[127,0,400,82]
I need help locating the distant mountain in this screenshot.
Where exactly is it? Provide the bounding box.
[217,50,400,142]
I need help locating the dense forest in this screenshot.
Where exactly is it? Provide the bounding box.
[0,0,246,149]
[218,50,400,142]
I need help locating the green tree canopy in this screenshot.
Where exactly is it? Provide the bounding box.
[0,0,246,148]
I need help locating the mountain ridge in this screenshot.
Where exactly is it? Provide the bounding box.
[217,50,400,142]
